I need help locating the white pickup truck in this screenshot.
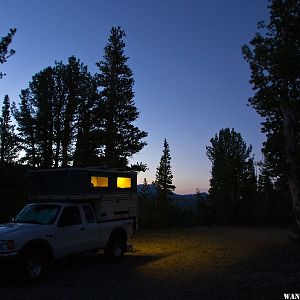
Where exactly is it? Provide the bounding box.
[0,167,138,281]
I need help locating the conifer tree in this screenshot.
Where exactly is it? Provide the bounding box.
[138,178,155,229]
[12,90,37,166]
[242,0,300,230]
[0,95,18,165]
[14,56,98,167]
[155,139,175,194]
[30,66,55,167]
[206,128,257,224]
[0,28,16,79]
[154,139,175,226]
[96,26,147,167]
[141,178,151,195]
[73,73,100,167]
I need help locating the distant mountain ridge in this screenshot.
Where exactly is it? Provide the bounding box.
[137,184,208,211]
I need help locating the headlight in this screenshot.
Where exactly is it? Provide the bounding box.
[0,240,15,250]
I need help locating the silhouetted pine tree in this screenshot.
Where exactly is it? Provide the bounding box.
[30,66,55,167]
[155,139,175,226]
[73,72,101,167]
[206,128,257,224]
[242,0,300,231]
[13,56,99,167]
[12,90,37,166]
[96,26,147,168]
[0,28,16,79]
[138,178,155,229]
[141,178,151,196]
[0,95,19,165]
[155,139,175,194]
[256,158,293,225]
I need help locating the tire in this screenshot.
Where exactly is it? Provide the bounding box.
[105,233,126,260]
[18,250,49,282]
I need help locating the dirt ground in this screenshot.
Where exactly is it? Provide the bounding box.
[0,227,299,299]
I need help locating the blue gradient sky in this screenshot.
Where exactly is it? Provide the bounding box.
[1,0,269,194]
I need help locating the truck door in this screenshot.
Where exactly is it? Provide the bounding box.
[80,205,102,250]
[55,206,87,257]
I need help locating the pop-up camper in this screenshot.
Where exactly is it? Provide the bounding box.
[29,167,138,223]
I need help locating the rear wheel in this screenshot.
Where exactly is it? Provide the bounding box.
[105,234,126,260]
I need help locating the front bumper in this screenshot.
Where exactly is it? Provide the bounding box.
[0,252,18,259]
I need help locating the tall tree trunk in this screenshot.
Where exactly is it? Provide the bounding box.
[62,117,72,167]
[54,139,60,167]
[73,129,84,167]
[280,102,300,229]
[62,134,69,167]
[104,117,115,167]
[0,133,5,166]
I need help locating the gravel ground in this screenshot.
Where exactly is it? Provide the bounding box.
[0,227,299,300]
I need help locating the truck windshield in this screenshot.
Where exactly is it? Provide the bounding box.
[13,204,61,225]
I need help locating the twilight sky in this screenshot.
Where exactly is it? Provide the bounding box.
[0,0,270,194]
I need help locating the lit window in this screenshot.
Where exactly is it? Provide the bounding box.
[91,176,109,188]
[117,177,131,188]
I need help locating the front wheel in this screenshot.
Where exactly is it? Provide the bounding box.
[18,250,49,282]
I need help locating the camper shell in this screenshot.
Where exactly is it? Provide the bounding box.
[29,167,138,223]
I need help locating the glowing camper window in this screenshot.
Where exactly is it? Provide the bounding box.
[117,177,131,189]
[91,176,109,188]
